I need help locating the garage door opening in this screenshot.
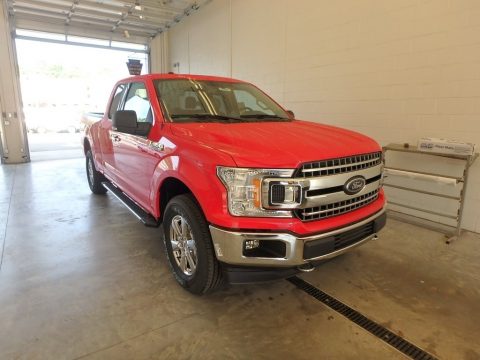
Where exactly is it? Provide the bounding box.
[15,31,148,161]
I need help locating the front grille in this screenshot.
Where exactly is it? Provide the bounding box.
[296,189,379,222]
[298,152,382,178]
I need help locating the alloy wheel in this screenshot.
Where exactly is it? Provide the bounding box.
[169,215,198,276]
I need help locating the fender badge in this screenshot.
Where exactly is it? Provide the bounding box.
[149,141,164,151]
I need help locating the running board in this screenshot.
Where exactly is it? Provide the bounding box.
[102,182,160,227]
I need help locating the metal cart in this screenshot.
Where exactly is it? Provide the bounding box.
[382,143,478,244]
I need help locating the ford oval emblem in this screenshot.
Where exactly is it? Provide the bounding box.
[344,176,366,195]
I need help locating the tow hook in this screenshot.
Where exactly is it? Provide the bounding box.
[297,263,315,272]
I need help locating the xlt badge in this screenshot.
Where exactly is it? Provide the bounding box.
[344,176,366,195]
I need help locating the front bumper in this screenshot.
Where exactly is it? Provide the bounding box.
[209,207,386,267]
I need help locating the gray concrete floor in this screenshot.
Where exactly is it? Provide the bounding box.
[28,133,84,162]
[0,156,479,360]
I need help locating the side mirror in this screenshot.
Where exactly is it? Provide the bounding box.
[113,110,137,134]
[286,110,295,119]
[113,110,152,136]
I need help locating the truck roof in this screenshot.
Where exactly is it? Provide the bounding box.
[118,73,244,83]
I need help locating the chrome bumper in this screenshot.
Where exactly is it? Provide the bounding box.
[209,207,386,267]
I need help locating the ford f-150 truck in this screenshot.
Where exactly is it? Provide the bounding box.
[83,74,386,294]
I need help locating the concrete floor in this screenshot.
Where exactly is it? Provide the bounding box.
[1,156,479,360]
[27,133,84,162]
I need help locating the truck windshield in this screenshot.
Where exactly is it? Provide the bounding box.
[154,79,291,123]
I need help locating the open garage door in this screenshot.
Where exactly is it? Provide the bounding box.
[1,0,210,164]
[15,31,149,161]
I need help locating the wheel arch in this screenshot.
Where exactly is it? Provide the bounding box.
[150,145,234,225]
[158,177,202,222]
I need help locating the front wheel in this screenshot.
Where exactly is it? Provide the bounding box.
[86,150,107,195]
[163,194,223,295]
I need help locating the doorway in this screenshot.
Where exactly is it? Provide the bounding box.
[15,33,149,161]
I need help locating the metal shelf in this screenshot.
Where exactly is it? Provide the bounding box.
[383,143,476,161]
[382,143,478,244]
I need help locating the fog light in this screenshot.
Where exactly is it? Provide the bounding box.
[244,239,260,250]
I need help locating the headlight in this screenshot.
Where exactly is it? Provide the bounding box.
[217,166,295,217]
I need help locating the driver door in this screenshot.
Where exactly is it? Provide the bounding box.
[99,83,127,183]
[112,81,162,212]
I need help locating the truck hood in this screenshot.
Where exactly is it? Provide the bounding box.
[170,120,381,168]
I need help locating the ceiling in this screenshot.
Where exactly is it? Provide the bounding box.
[6,0,209,44]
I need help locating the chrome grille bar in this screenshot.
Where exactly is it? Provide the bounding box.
[299,152,382,178]
[301,192,379,216]
[296,190,379,221]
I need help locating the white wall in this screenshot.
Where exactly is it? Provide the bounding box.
[168,0,232,76]
[150,32,169,73]
[166,0,480,233]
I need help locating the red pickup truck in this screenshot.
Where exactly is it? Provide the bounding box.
[83,74,386,294]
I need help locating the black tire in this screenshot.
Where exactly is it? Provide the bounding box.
[163,194,223,295]
[86,150,107,195]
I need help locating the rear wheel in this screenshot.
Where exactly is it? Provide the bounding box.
[163,194,223,295]
[86,150,107,195]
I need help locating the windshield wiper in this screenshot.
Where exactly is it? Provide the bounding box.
[240,114,289,120]
[171,114,244,122]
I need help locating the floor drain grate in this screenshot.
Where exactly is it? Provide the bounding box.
[287,276,438,360]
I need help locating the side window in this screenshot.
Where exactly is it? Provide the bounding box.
[108,84,126,119]
[123,82,152,123]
